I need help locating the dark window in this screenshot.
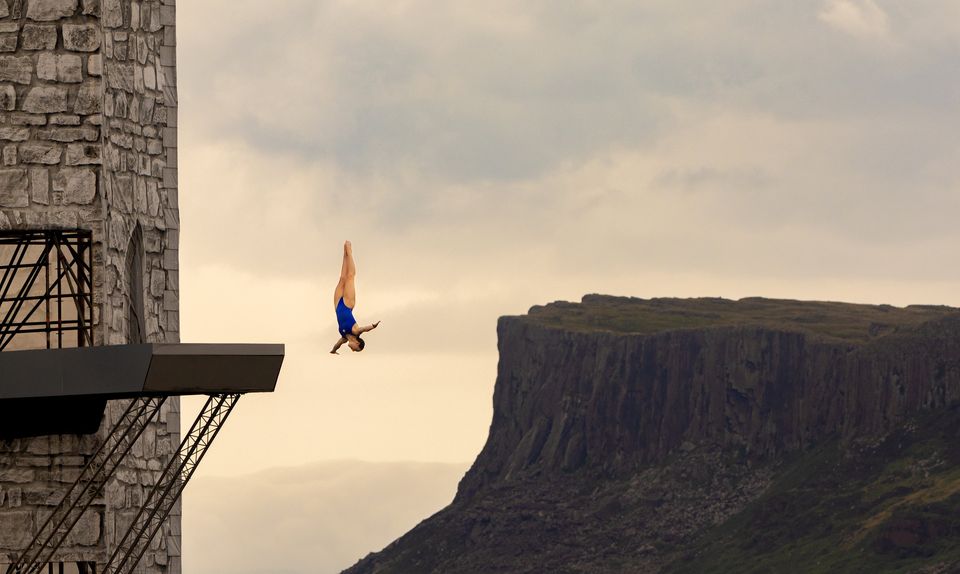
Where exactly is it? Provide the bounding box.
[125,225,145,344]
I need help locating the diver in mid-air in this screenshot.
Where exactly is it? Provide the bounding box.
[331,241,379,354]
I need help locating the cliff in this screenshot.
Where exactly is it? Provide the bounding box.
[344,296,960,574]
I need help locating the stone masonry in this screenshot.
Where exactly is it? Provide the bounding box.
[0,0,180,572]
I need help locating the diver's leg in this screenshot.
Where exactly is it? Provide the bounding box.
[342,241,357,308]
[333,241,351,307]
[333,279,345,309]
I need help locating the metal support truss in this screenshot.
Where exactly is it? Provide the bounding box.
[7,396,167,574]
[0,230,93,350]
[103,393,242,574]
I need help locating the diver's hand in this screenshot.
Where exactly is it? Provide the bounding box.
[372,321,381,329]
[330,349,339,355]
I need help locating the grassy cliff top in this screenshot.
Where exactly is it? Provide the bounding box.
[522,295,960,344]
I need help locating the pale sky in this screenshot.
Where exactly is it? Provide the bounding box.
[176,0,960,477]
[173,2,960,571]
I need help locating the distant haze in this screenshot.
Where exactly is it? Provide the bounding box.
[182,461,469,574]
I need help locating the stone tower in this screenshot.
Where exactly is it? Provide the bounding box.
[0,0,181,572]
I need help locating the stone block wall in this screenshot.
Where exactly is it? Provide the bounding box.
[100,0,178,348]
[0,434,102,564]
[0,0,180,571]
[0,0,104,235]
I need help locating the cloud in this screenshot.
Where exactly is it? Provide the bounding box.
[179,109,960,292]
[177,0,960,235]
[818,0,890,39]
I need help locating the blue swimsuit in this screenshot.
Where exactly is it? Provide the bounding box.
[336,297,357,337]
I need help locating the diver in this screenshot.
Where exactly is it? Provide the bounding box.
[331,241,380,354]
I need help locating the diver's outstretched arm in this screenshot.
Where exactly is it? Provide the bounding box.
[355,321,380,334]
[331,337,348,354]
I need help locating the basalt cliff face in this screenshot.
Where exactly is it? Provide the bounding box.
[345,296,960,574]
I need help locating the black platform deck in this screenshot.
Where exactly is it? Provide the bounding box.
[0,343,284,400]
[0,344,284,437]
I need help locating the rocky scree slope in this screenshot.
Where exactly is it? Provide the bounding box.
[344,296,960,574]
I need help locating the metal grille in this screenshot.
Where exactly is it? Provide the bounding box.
[0,230,94,350]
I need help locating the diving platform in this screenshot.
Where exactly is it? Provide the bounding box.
[0,343,284,439]
[0,342,284,400]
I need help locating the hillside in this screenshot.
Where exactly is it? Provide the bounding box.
[344,296,960,573]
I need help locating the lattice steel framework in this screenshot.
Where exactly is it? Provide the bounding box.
[5,393,243,574]
[103,393,242,574]
[7,397,168,574]
[0,230,94,350]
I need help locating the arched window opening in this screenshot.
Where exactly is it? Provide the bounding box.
[124,225,145,344]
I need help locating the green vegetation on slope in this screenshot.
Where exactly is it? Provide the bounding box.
[664,406,960,574]
[523,295,960,344]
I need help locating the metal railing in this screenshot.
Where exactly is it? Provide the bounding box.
[0,230,94,350]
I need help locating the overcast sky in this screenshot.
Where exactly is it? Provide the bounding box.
[176,0,960,471]
[172,1,960,570]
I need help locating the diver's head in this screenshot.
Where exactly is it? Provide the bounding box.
[349,336,365,352]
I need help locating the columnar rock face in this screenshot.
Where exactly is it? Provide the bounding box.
[459,309,960,497]
[0,0,180,572]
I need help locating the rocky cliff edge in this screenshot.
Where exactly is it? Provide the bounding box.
[345,296,960,574]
